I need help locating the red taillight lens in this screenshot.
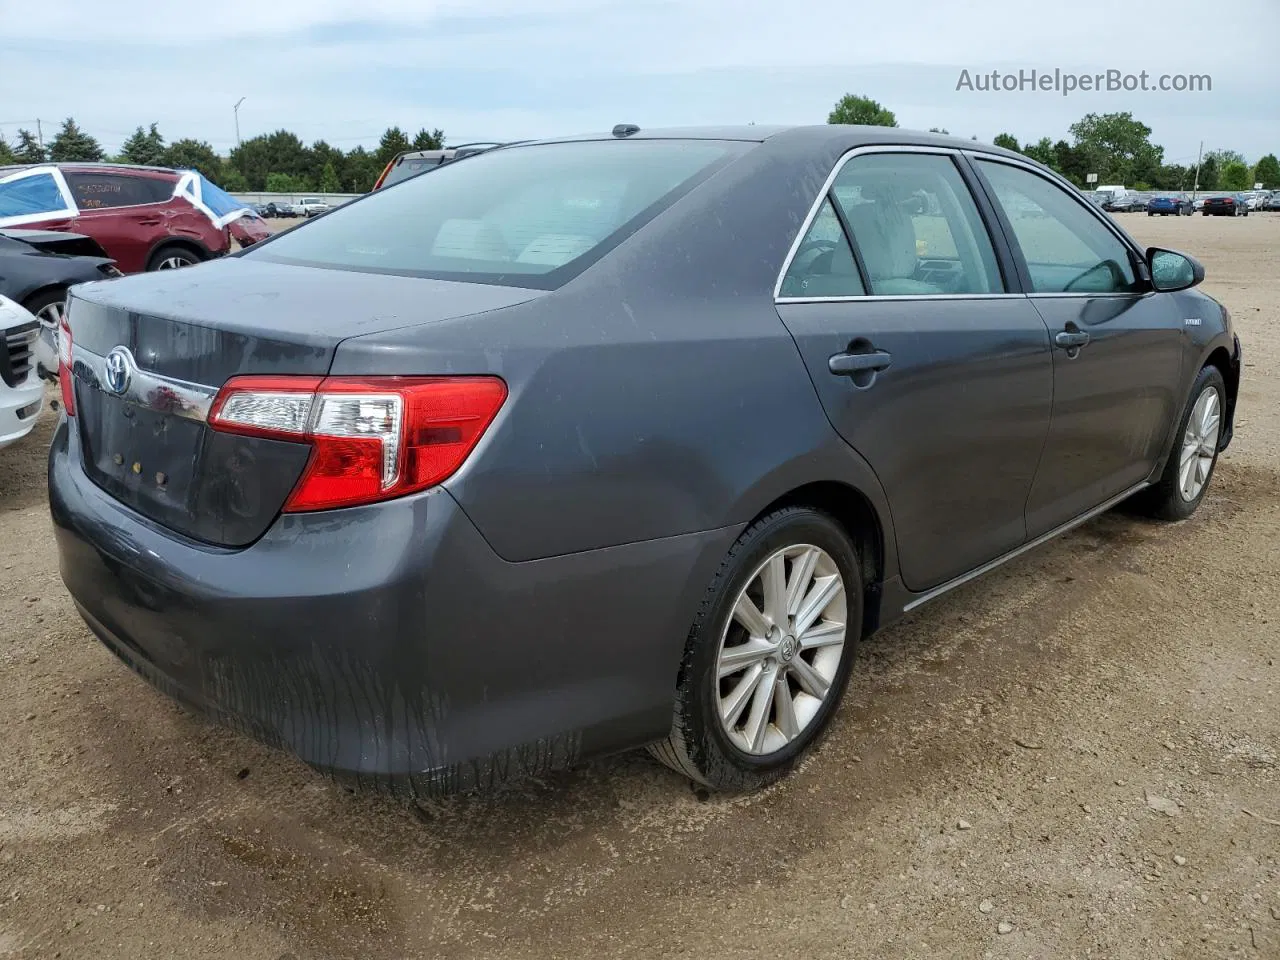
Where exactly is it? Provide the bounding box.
[372,160,395,190]
[57,314,75,416]
[208,375,507,512]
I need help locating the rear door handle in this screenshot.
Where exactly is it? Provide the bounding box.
[1054,330,1091,349]
[829,350,893,376]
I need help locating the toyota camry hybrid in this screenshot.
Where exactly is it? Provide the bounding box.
[49,125,1241,796]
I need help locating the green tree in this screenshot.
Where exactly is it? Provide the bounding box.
[0,134,14,165]
[48,117,105,162]
[827,94,897,127]
[318,162,342,192]
[343,146,381,192]
[1204,149,1245,169]
[229,130,310,190]
[13,129,45,162]
[265,172,309,193]
[1195,155,1219,191]
[164,138,222,182]
[218,164,249,192]
[412,127,445,151]
[1252,154,1280,188]
[1067,112,1162,185]
[376,126,413,169]
[1022,137,1057,169]
[993,132,1020,152]
[1221,161,1249,191]
[304,140,346,190]
[118,123,167,166]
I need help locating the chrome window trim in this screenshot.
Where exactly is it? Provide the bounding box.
[71,343,217,423]
[773,145,1001,303]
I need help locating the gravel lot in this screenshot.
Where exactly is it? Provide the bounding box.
[2,215,1277,960]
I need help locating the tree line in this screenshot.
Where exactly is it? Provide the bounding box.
[5,108,1278,196]
[829,94,1280,192]
[0,117,445,193]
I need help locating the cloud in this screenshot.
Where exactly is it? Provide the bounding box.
[1,0,1276,160]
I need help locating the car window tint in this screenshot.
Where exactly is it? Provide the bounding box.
[0,173,67,218]
[248,139,746,288]
[829,153,1001,296]
[779,198,864,298]
[65,173,171,209]
[975,160,1140,294]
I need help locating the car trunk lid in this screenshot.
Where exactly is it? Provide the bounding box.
[67,258,541,547]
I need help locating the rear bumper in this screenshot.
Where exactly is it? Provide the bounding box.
[49,420,733,794]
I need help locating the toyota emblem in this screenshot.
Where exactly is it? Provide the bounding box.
[103,346,134,396]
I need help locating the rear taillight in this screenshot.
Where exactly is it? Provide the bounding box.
[372,160,395,191]
[57,314,75,416]
[208,375,507,511]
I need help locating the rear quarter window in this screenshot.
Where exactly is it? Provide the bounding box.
[66,173,172,209]
[249,139,746,288]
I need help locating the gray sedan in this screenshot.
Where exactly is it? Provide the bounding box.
[49,125,1241,796]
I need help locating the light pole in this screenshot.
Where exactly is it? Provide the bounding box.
[233,97,246,146]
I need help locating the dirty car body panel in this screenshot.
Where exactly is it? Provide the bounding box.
[49,126,1240,793]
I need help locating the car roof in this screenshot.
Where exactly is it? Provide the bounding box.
[508,124,1028,160]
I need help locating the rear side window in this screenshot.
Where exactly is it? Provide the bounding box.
[975,160,1141,294]
[779,199,865,298]
[830,153,1002,296]
[65,173,171,209]
[250,139,746,288]
[0,173,68,219]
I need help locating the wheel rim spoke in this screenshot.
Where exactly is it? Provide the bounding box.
[721,664,764,728]
[733,594,770,639]
[785,547,819,618]
[742,668,775,753]
[793,575,841,638]
[773,675,799,740]
[798,619,845,649]
[718,638,773,679]
[761,552,788,626]
[789,655,831,700]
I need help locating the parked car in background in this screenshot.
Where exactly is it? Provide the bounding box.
[296,197,331,218]
[372,142,516,190]
[50,126,1241,797]
[1266,191,1280,211]
[1242,192,1267,211]
[0,295,43,449]
[0,163,271,272]
[1202,194,1250,216]
[0,228,121,380]
[1102,190,1144,213]
[1147,194,1193,216]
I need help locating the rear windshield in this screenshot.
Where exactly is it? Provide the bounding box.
[381,155,447,188]
[247,139,746,288]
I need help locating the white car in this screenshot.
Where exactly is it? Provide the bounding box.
[296,197,331,218]
[0,295,44,450]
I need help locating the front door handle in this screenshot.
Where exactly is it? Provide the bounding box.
[829,349,893,376]
[1054,329,1091,350]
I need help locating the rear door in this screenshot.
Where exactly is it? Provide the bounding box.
[776,148,1054,592]
[970,157,1184,537]
[65,172,176,272]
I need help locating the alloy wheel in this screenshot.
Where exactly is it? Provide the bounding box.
[1178,386,1221,502]
[157,254,196,269]
[716,544,847,756]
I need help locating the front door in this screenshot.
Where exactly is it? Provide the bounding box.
[776,150,1054,592]
[971,158,1184,537]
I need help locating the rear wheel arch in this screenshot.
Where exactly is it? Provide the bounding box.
[747,480,886,637]
[144,238,210,271]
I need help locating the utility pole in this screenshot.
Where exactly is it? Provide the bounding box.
[1192,140,1203,201]
[36,118,43,150]
[233,97,246,147]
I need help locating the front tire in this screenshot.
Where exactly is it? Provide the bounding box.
[1133,365,1226,521]
[649,506,862,791]
[146,245,202,271]
[23,288,66,381]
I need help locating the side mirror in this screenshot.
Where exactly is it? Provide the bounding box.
[1147,247,1204,292]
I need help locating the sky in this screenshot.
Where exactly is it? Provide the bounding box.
[1,0,1277,166]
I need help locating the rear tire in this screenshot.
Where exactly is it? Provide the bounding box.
[1132,365,1226,522]
[648,506,862,791]
[146,244,202,271]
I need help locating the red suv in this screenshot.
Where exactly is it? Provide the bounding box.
[0,163,271,273]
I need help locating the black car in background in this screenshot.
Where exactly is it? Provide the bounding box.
[0,229,120,379]
[1202,194,1250,216]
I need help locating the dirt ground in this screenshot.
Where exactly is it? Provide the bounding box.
[2,214,1277,960]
